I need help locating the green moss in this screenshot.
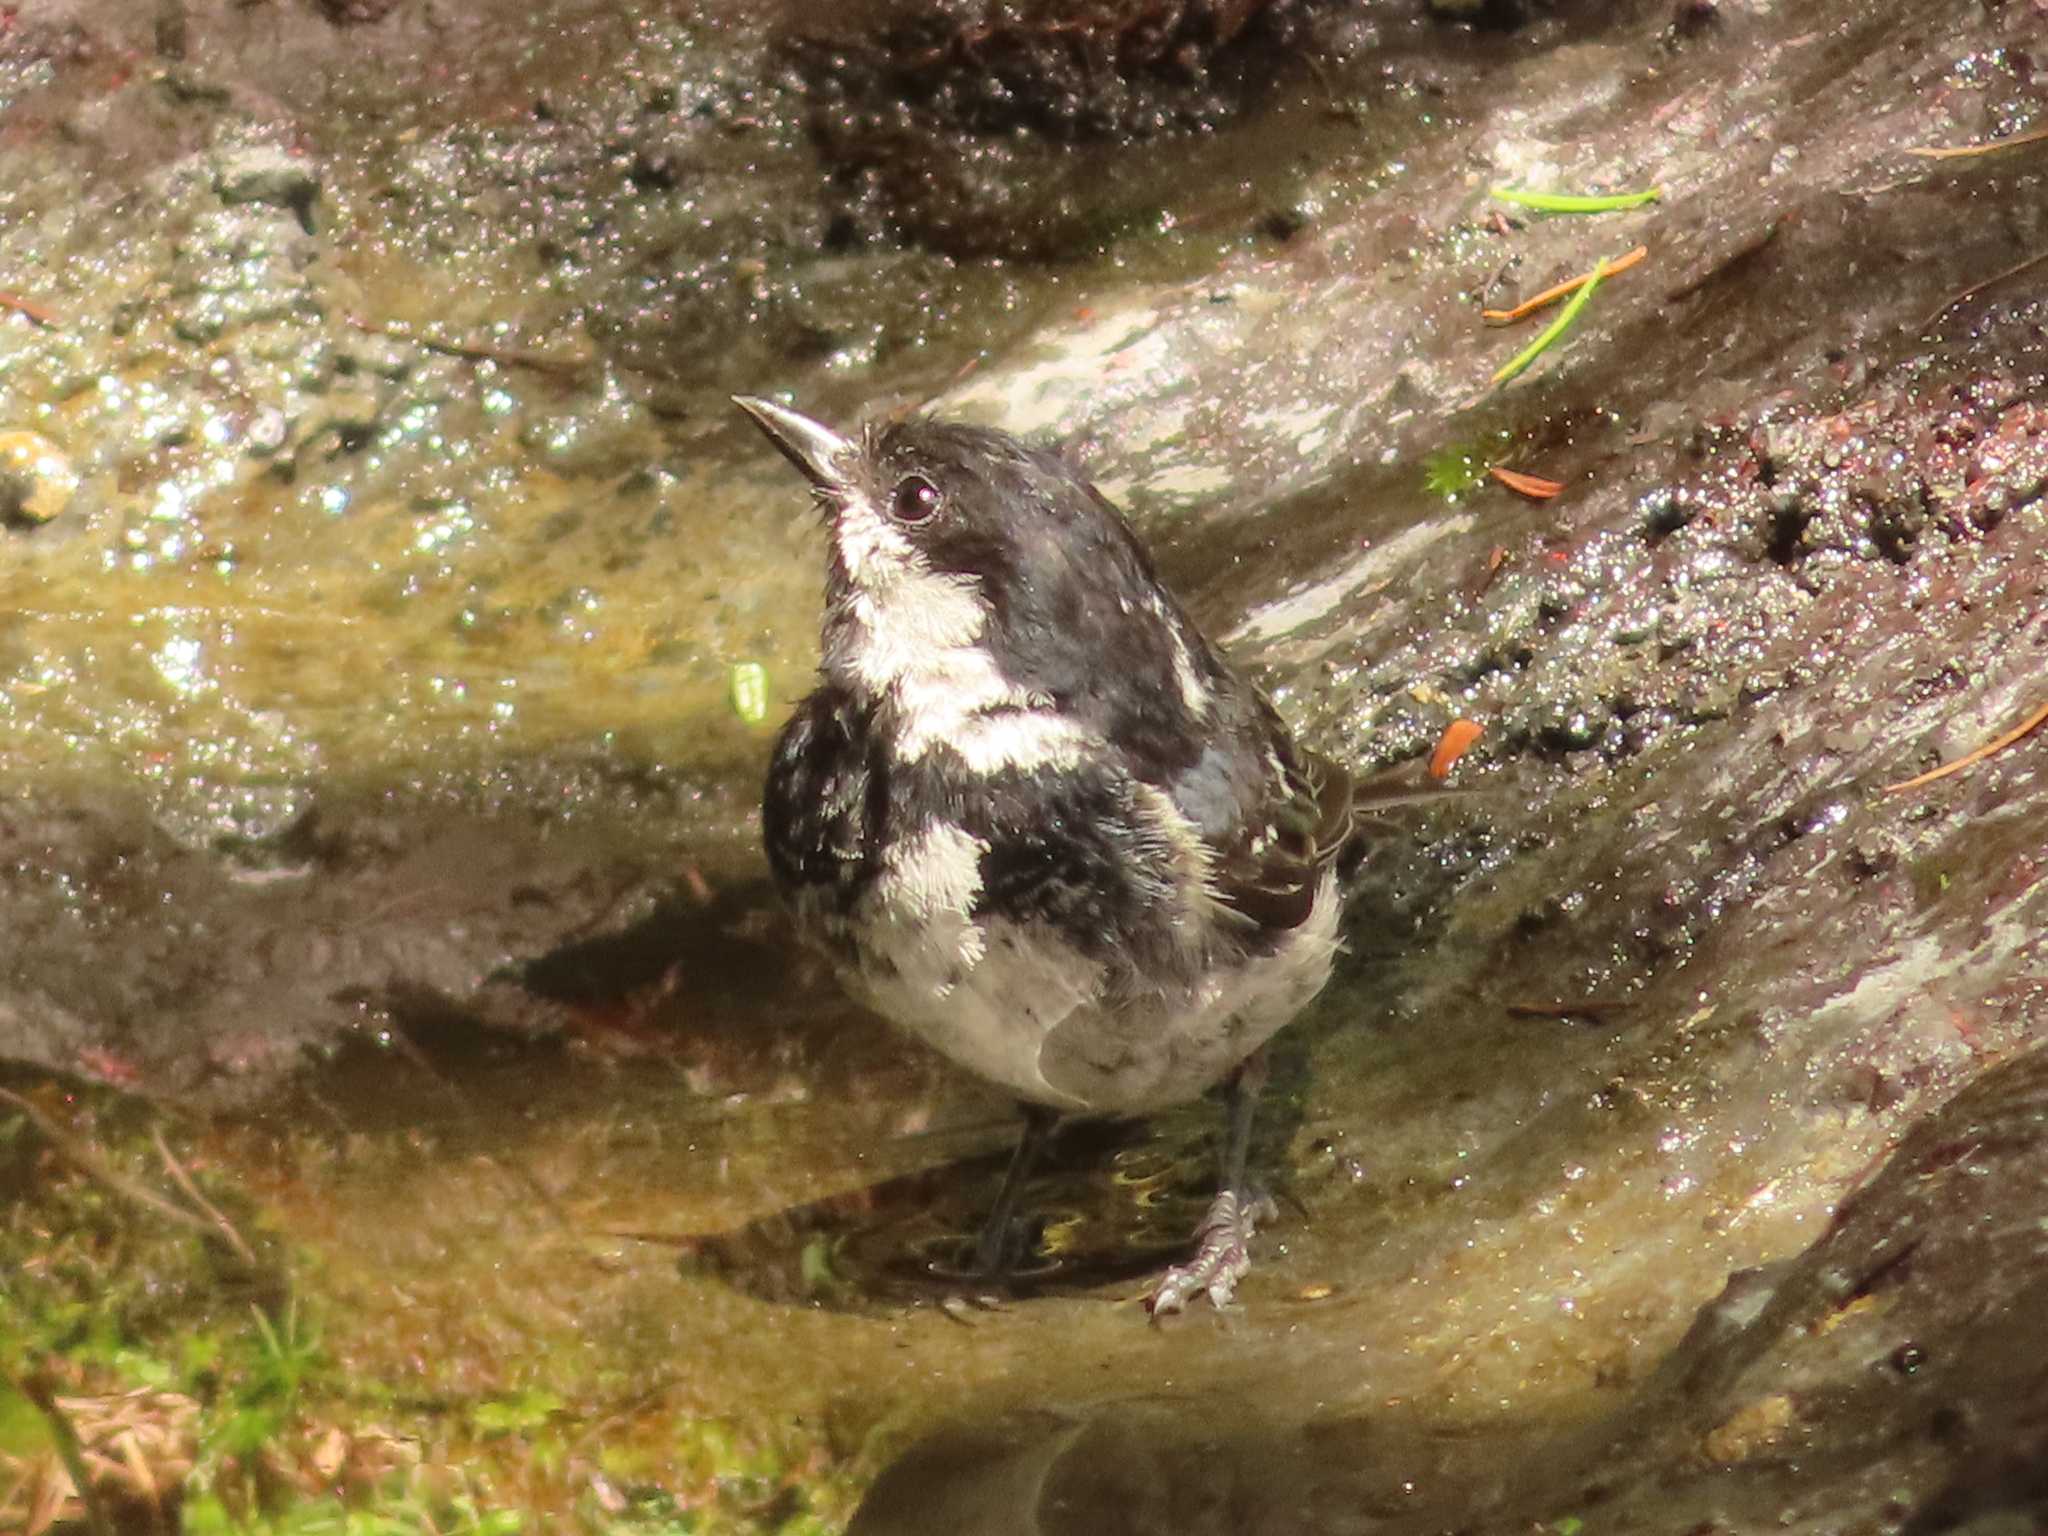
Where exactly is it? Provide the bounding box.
[1423,444,1488,500]
[0,1083,866,1535]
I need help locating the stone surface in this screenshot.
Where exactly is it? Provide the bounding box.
[0,0,2043,1528]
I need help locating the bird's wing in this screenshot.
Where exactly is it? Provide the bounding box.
[1203,744,1354,934]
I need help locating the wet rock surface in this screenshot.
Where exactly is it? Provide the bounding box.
[1,0,2045,1528]
[783,0,1353,257]
[852,1041,2048,1534]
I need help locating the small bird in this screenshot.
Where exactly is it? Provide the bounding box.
[734,395,1357,1313]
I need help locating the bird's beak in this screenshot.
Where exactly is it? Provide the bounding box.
[732,396,854,492]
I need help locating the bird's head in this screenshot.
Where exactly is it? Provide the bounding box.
[734,396,1200,712]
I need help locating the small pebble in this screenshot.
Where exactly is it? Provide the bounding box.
[245,406,291,458]
[0,430,80,525]
[213,145,322,217]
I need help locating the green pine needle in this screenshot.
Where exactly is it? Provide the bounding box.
[1491,185,1661,213]
[1491,255,1613,386]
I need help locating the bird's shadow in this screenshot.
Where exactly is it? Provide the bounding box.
[673,1116,1229,1310]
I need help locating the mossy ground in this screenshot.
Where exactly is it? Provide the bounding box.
[0,1081,869,1535]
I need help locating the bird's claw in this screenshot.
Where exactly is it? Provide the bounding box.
[1147,1188,1278,1316]
[939,1292,1008,1325]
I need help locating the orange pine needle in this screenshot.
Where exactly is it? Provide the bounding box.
[1482,245,1647,323]
[1489,466,1565,499]
[1883,697,2048,794]
[1905,125,2048,160]
[0,291,60,327]
[1429,718,1483,779]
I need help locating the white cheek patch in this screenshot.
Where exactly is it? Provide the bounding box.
[831,489,1097,774]
[834,495,920,586]
[833,494,991,696]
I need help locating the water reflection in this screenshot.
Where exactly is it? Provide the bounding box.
[682,1117,1218,1310]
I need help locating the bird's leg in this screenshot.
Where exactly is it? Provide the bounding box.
[1148,1050,1279,1315]
[1218,1047,1266,1197]
[971,1103,1059,1277]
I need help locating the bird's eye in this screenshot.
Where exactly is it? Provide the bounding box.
[889,474,940,524]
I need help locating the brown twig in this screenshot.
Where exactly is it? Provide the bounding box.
[1918,247,2048,333]
[1482,245,1647,323]
[377,1031,584,1240]
[899,353,983,419]
[1883,696,2048,794]
[151,1126,257,1266]
[0,1088,227,1251]
[1506,999,1635,1023]
[344,315,589,376]
[567,1374,686,1460]
[1905,124,2048,160]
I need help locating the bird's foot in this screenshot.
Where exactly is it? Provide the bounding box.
[1146,1188,1278,1316]
[921,1216,1055,1290]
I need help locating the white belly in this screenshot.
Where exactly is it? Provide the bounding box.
[823,867,1343,1116]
